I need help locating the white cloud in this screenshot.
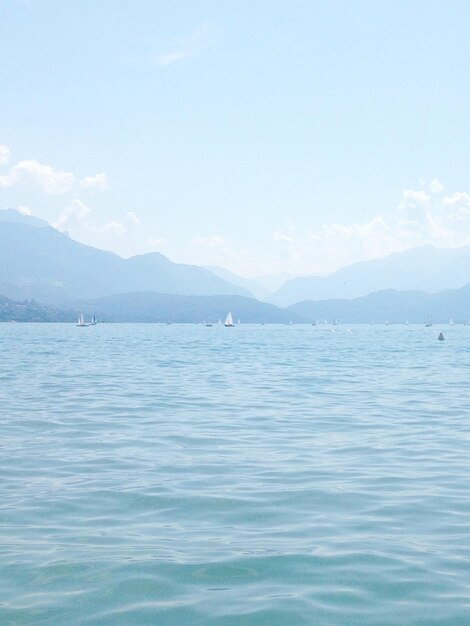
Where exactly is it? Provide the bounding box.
[80,172,109,191]
[442,191,470,207]
[54,199,91,230]
[157,50,193,67]
[100,221,126,236]
[126,211,142,227]
[193,235,227,248]
[267,181,470,275]
[146,236,165,247]
[400,189,430,208]
[191,234,253,270]
[272,231,294,243]
[0,159,74,195]
[430,178,444,194]
[17,205,32,216]
[155,22,210,67]
[0,145,10,165]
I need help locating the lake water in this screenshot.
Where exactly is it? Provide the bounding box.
[1,323,470,625]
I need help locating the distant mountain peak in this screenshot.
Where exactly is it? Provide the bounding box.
[0,217,254,303]
[0,208,50,229]
[271,244,470,306]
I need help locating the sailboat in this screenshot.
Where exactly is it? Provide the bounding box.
[224,312,235,327]
[77,312,88,327]
[90,313,97,326]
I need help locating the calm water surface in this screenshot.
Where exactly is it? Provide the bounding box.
[1,323,470,625]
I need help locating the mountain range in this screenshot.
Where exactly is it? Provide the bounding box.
[270,245,470,306]
[0,292,304,323]
[1,209,470,322]
[204,265,271,300]
[2,284,469,324]
[288,285,470,324]
[0,210,252,303]
[76,292,304,324]
[0,294,75,322]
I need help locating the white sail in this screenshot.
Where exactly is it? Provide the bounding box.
[224,312,234,326]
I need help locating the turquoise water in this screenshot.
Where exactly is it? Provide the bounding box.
[1,323,470,625]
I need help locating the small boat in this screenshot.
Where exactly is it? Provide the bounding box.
[90,313,98,326]
[449,318,454,325]
[425,322,433,327]
[438,332,445,341]
[237,319,241,325]
[332,318,338,326]
[77,312,88,327]
[224,312,235,327]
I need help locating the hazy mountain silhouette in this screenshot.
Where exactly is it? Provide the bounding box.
[0,208,50,229]
[288,284,470,324]
[0,211,252,303]
[272,246,470,306]
[204,265,269,300]
[76,292,305,323]
[0,294,75,322]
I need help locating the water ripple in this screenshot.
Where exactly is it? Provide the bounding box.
[1,323,470,625]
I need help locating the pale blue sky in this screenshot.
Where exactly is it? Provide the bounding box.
[2,0,470,276]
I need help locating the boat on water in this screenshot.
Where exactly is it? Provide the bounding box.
[450,318,454,325]
[224,312,235,327]
[90,313,98,326]
[77,313,88,327]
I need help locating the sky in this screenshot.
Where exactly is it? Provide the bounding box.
[2,0,470,278]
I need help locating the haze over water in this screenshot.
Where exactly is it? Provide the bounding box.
[1,323,470,625]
